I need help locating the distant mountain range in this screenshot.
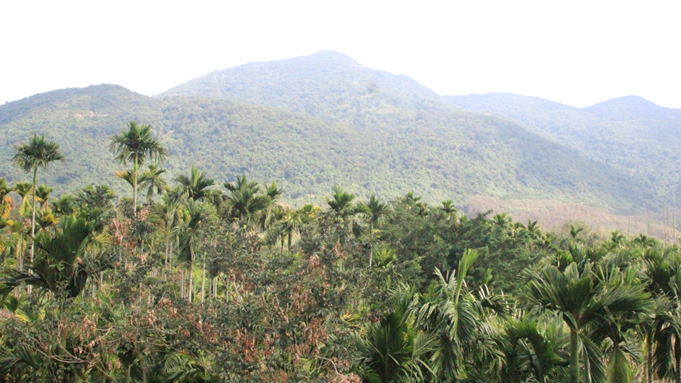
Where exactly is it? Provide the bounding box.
[1,50,677,233]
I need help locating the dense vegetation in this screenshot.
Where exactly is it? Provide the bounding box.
[2,127,681,382]
[0,55,659,218]
[444,92,681,203]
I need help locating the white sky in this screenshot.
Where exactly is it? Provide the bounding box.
[1,0,680,108]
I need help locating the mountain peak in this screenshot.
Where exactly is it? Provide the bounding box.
[585,95,673,120]
[159,50,441,120]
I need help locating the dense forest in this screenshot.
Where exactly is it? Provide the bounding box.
[2,126,681,383]
[445,93,681,202]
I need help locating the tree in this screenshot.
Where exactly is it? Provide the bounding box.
[174,166,215,202]
[109,121,167,213]
[355,286,433,383]
[224,176,269,227]
[12,133,64,263]
[0,178,13,218]
[35,185,53,210]
[527,261,651,383]
[0,216,108,308]
[357,194,388,266]
[140,163,168,201]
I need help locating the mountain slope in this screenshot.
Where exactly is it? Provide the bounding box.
[444,93,681,202]
[0,85,657,213]
[159,50,445,124]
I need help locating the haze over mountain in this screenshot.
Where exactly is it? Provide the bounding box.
[0,50,673,234]
[444,93,681,202]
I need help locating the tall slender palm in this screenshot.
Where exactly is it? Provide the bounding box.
[527,262,651,383]
[12,134,64,263]
[358,194,388,266]
[0,178,13,218]
[109,121,167,213]
[644,249,681,383]
[140,163,168,201]
[174,166,215,202]
[355,286,434,383]
[224,176,269,227]
[13,182,33,217]
[175,200,206,302]
[326,186,365,244]
[0,216,102,308]
[259,182,284,230]
[35,185,53,209]
[412,249,503,381]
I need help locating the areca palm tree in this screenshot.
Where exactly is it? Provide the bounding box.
[140,163,168,201]
[109,121,167,213]
[411,249,505,381]
[355,286,434,383]
[326,186,363,244]
[0,178,13,218]
[258,182,284,230]
[498,317,568,382]
[35,185,53,209]
[527,261,652,383]
[12,134,64,262]
[174,166,215,202]
[0,216,105,307]
[643,249,681,383]
[358,194,388,266]
[175,200,206,302]
[224,176,269,227]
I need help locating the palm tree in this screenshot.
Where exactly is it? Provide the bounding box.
[174,166,215,202]
[355,286,433,383]
[441,199,456,213]
[109,121,168,213]
[326,186,363,244]
[527,261,651,383]
[643,249,681,383]
[498,317,568,382]
[224,176,269,227]
[35,185,53,209]
[140,163,168,201]
[175,200,206,302]
[358,194,388,266]
[412,249,500,381]
[569,224,585,240]
[0,178,14,218]
[0,216,107,308]
[258,182,284,230]
[13,182,32,217]
[12,133,64,263]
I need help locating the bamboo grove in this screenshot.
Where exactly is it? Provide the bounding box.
[1,122,681,383]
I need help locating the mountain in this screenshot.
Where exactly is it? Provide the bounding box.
[0,82,657,216]
[444,93,681,202]
[159,50,445,124]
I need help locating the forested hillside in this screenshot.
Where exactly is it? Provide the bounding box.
[444,93,681,202]
[159,50,444,123]
[1,123,680,382]
[0,85,655,215]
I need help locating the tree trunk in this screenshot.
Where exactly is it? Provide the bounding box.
[188,263,193,303]
[30,167,37,264]
[647,332,653,383]
[369,223,374,267]
[133,154,138,214]
[180,268,184,299]
[201,254,206,304]
[569,329,579,383]
[164,240,169,281]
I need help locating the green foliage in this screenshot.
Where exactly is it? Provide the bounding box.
[445,92,681,206]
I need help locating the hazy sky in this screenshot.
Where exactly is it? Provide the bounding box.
[2,1,680,108]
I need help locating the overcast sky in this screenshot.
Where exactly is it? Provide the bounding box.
[2,1,680,108]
